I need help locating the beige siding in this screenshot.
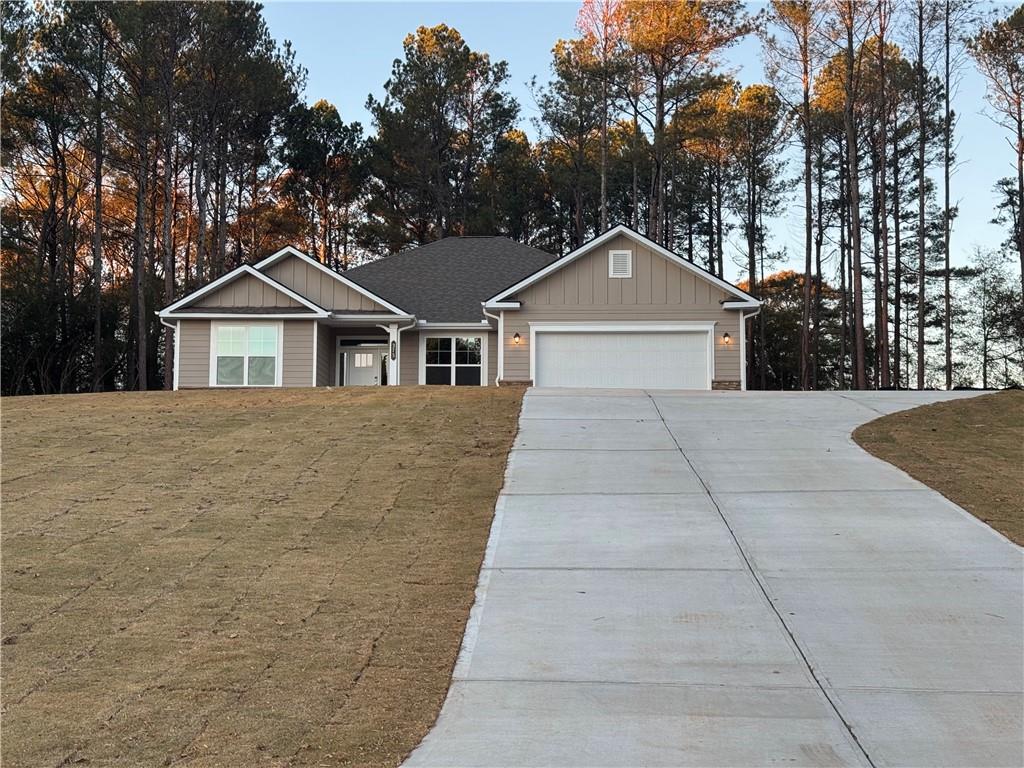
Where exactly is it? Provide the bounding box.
[397,329,497,386]
[399,330,418,385]
[177,319,317,388]
[265,254,388,312]
[194,273,303,308]
[315,324,334,386]
[282,320,315,387]
[177,320,211,388]
[502,234,742,385]
[487,331,497,386]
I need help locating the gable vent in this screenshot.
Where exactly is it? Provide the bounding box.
[609,249,632,279]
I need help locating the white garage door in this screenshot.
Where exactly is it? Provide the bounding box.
[534,331,710,390]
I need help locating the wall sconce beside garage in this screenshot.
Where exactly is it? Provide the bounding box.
[722,332,732,345]
[513,332,522,345]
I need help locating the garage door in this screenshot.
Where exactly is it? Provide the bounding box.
[534,331,710,389]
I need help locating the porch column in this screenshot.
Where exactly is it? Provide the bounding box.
[387,323,399,386]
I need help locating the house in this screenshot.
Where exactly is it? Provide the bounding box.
[158,225,761,391]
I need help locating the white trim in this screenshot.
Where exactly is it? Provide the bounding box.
[173,320,180,391]
[159,312,322,320]
[608,249,632,279]
[254,245,410,317]
[208,320,285,388]
[484,225,759,307]
[332,313,414,322]
[527,321,716,391]
[486,301,520,309]
[418,333,488,387]
[722,300,760,310]
[312,322,319,387]
[161,264,329,317]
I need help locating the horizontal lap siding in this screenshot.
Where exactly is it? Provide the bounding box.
[177,320,210,388]
[266,255,386,312]
[282,321,314,387]
[398,330,497,386]
[400,331,418,385]
[194,274,303,308]
[315,325,334,386]
[502,234,742,384]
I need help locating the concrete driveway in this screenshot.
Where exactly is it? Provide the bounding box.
[406,389,1023,767]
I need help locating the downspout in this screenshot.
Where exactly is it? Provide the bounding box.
[482,304,502,386]
[739,306,762,392]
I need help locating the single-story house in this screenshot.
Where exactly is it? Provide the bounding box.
[158,225,761,391]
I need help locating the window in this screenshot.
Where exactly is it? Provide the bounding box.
[424,336,483,385]
[213,323,280,386]
[609,249,632,278]
[353,353,374,368]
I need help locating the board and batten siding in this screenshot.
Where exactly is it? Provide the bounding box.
[193,273,304,308]
[176,319,315,388]
[501,234,742,384]
[265,254,387,312]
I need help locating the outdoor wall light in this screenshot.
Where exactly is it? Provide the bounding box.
[513,332,522,345]
[722,332,732,345]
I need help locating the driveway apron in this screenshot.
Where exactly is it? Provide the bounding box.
[406,389,1023,768]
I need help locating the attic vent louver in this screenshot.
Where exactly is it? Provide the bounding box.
[609,249,632,279]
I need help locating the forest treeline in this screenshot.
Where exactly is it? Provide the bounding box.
[1,0,1022,395]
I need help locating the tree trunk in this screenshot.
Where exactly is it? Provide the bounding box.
[133,135,149,391]
[878,9,891,388]
[844,4,868,390]
[195,138,208,284]
[942,0,953,389]
[892,112,903,389]
[799,12,813,391]
[839,144,849,388]
[162,121,175,390]
[600,75,608,232]
[916,0,927,390]
[91,45,105,392]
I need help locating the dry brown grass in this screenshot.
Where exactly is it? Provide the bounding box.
[1,386,523,767]
[854,390,1024,545]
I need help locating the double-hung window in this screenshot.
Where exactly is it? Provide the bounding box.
[424,336,483,385]
[213,323,281,387]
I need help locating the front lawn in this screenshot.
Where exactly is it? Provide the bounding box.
[854,390,1024,545]
[1,387,523,766]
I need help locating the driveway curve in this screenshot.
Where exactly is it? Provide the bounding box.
[406,390,1023,768]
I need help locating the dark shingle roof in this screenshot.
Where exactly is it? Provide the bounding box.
[344,237,556,322]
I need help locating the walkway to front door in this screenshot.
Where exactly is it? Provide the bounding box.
[406,388,1021,767]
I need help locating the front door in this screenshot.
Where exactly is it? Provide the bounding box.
[341,346,387,386]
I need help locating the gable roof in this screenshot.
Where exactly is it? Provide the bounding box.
[484,225,761,308]
[159,265,329,317]
[345,237,557,322]
[254,246,411,316]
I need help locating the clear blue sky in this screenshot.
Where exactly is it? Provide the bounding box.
[261,0,1011,283]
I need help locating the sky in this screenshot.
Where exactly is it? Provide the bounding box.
[260,0,1013,284]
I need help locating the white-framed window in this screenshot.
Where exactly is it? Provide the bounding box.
[210,322,282,387]
[609,249,632,278]
[352,352,374,368]
[422,335,485,386]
